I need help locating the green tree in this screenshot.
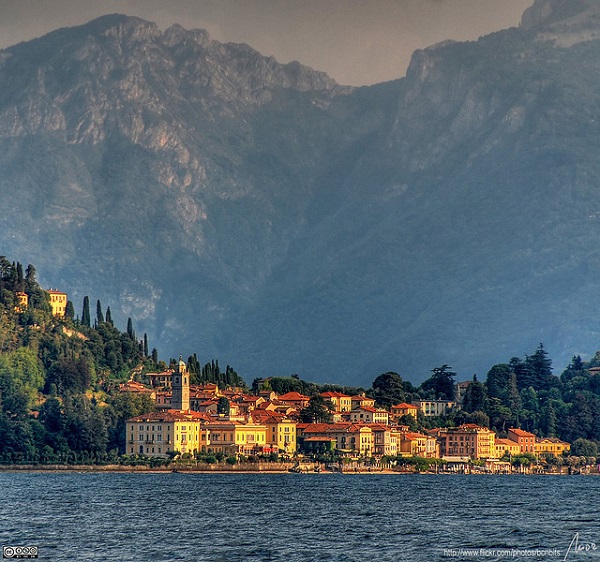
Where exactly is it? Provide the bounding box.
[81,296,91,328]
[300,395,333,423]
[570,438,598,458]
[96,300,104,324]
[370,372,406,408]
[126,318,135,340]
[421,365,456,400]
[462,381,488,413]
[525,343,555,391]
[65,301,75,320]
[486,364,512,402]
[217,396,230,416]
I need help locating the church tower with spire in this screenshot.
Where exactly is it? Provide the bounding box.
[171,355,190,411]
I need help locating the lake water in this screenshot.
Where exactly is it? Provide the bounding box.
[1,472,599,561]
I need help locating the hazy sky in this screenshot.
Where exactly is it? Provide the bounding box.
[0,0,533,85]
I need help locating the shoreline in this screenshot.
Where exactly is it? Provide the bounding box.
[0,464,584,475]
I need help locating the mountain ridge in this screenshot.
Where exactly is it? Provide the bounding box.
[3,4,600,385]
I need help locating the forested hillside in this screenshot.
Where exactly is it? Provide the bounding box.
[0,256,160,462]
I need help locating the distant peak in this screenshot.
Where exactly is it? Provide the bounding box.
[521,0,600,30]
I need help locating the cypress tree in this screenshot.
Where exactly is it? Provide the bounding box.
[82,296,91,327]
[143,333,148,357]
[16,262,24,290]
[105,307,113,325]
[65,300,75,320]
[96,300,104,324]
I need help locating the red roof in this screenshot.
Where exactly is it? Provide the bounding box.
[392,402,417,410]
[128,409,206,423]
[278,391,310,401]
[508,427,536,437]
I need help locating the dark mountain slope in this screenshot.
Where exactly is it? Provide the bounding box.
[3,3,600,385]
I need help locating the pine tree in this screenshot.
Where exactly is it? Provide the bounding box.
[525,343,554,391]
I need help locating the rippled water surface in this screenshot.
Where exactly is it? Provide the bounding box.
[1,472,599,561]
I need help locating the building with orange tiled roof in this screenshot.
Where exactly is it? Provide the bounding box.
[301,422,374,457]
[348,406,389,425]
[369,424,404,457]
[127,409,208,457]
[119,381,156,400]
[507,428,536,454]
[233,395,266,416]
[350,395,376,410]
[277,391,311,409]
[390,402,419,422]
[127,356,210,457]
[205,419,270,456]
[320,391,352,412]
[250,410,297,455]
[437,424,497,460]
[495,438,521,458]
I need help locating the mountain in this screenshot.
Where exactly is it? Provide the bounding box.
[2,2,600,386]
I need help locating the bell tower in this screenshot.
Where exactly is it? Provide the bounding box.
[171,355,190,411]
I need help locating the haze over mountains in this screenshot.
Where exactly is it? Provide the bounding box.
[2,0,600,386]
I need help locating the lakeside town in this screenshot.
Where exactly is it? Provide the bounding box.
[123,357,576,475]
[1,263,598,474]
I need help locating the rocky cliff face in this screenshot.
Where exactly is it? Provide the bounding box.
[521,0,600,45]
[3,5,600,385]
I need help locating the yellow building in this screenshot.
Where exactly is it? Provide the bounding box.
[301,423,374,457]
[535,437,570,457]
[390,402,419,423]
[495,438,521,458]
[412,399,456,417]
[47,289,67,316]
[349,406,389,425]
[206,420,269,456]
[127,410,206,457]
[399,431,439,458]
[320,391,352,412]
[371,424,399,457]
[251,411,297,456]
[350,395,376,410]
[15,291,28,312]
